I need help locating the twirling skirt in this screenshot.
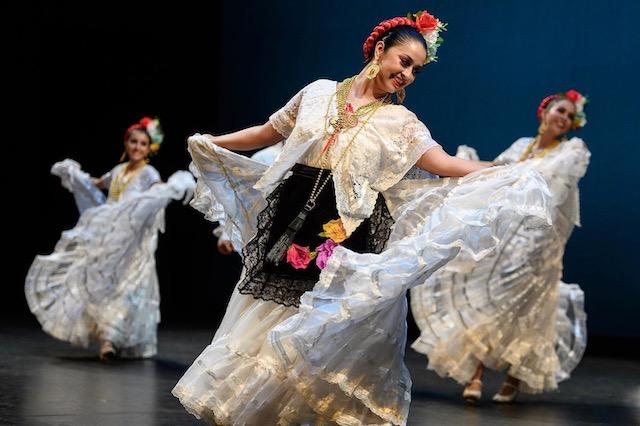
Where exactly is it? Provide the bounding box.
[172,164,397,425]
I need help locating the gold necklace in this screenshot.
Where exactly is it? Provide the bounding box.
[330,77,390,128]
[518,136,560,162]
[108,163,145,201]
[322,76,391,154]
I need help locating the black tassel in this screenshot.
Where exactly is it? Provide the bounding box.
[265,200,316,265]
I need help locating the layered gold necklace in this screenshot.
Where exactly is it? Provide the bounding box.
[518,136,560,162]
[320,76,391,160]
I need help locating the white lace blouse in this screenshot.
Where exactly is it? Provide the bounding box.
[257,79,440,235]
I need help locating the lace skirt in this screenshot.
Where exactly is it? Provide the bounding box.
[237,163,394,307]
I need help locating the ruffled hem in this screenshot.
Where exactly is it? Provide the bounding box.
[411,274,587,393]
[173,291,402,425]
[415,322,564,394]
[172,345,340,426]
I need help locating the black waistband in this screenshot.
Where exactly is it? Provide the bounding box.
[291,163,331,180]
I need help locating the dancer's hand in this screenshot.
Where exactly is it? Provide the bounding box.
[217,239,235,255]
[91,177,105,189]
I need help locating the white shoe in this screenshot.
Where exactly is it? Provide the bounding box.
[492,382,519,403]
[463,379,482,402]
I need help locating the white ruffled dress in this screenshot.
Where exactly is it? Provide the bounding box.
[410,138,590,393]
[25,160,195,357]
[172,79,555,425]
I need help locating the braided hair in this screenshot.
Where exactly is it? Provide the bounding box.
[362,17,428,63]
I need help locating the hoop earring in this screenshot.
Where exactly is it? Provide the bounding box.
[365,61,380,80]
[396,88,406,104]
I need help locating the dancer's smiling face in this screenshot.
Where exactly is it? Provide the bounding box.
[124,129,151,163]
[542,99,577,137]
[371,39,427,95]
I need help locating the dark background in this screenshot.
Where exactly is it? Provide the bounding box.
[8,1,639,352]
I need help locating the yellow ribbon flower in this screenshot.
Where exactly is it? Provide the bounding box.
[319,218,347,244]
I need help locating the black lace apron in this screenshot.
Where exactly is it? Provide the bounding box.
[238,163,394,307]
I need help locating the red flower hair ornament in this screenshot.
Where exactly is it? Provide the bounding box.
[362,10,447,64]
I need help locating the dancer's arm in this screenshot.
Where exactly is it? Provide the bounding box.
[416,146,493,177]
[212,122,284,151]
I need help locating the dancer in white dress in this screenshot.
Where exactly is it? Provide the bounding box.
[172,11,555,425]
[25,117,195,361]
[410,90,590,402]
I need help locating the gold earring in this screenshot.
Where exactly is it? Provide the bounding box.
[396,88,406,104]
[119,150,127,162]
[538,121,548,136]
[365,61,380,80]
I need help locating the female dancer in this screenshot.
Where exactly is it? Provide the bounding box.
[410,90,590,402]
[26,117,195,361]
[174,10,553,425]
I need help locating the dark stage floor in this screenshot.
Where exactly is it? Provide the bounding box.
[1,325,638,425]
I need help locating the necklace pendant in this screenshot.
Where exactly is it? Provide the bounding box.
[345,114,358,129]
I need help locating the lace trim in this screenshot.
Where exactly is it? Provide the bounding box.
[238,183,394,307]
[269,87,304,138]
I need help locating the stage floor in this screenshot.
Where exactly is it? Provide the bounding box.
[1,325,638,425]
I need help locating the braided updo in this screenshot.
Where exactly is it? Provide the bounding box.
[362,17,428,62]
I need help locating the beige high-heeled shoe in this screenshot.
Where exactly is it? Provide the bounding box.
[492,381,519,403]
[99,340,116,362]
[463,379,483,402]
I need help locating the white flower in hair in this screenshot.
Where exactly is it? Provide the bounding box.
[424,31,438,46]
[146,119,164,145]
[138,116,165,153]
